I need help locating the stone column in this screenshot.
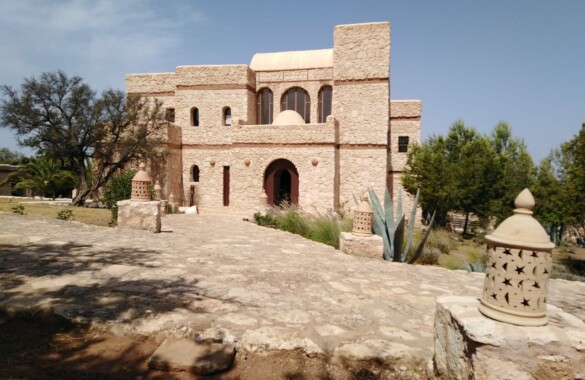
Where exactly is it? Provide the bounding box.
[117,163,161,233]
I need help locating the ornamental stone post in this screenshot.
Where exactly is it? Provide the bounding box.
[478,188,555,326]
[131,163,152,201]
[352,194,373,236]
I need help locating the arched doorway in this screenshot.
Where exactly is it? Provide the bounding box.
[264,159,299,206]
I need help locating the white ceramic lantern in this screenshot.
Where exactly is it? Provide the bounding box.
[478,189,555,326]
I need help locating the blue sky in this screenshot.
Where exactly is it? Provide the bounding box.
[0,0,583,162]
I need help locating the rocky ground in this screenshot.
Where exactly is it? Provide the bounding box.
[1,213,584,378]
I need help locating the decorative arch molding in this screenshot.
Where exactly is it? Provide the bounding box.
[263,159,299,206]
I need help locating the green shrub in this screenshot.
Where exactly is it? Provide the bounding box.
[56,207,74,221]
[102,170,136,226]
[253,207,352,249]
[254,212,279,228]
[11,204,25,215]
[278,207,311,237]
[310,214,343,248]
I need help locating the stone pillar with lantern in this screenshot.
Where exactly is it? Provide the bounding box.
[429,189,585,379]
[478,188,555,326]
[340,193,383,259]
[116,162,162,233]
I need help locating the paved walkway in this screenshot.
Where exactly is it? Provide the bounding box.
[1,213,585,371]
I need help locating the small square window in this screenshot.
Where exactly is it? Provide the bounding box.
[398,136,409,153]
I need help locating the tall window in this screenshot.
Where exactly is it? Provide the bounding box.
[223,107,232,126]
[398,136,409,153]
[191,107,199,127]
[256,88,273,124]
[318,86,332,123]
[165,108,175,123]
[192,165,200,182]
[281,87,310,123]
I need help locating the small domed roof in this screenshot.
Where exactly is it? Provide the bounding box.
[272,110,305,126]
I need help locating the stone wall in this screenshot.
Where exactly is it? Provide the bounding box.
[333,22,391,210]
[232,118,336,145]
[181,146,336,212]
[388,99,422,218]
[333,22,390,81]
[123,22,423,217]
[255,69,333,124]
[126,72,176,94]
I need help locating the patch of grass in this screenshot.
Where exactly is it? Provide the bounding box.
[0,198,110,226]
[254,207,352,249]
[278,207,312,237]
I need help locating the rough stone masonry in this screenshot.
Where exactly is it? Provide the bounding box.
[1,213,584,374]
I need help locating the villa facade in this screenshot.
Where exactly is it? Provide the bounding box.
[126,22,421,214]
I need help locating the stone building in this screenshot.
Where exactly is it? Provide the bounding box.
[126,22,421,214]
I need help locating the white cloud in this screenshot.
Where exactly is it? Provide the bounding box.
[0,0,207,90]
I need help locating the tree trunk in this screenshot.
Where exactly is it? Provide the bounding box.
[463,212,470,235]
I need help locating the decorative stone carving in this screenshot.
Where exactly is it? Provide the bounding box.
[352,194,373,236]
[154,180,162,201]
[311,158,319,166]
[244,159,250,166]
[210,159,216,167]
[131,163,152,202]
[479,188,555,326]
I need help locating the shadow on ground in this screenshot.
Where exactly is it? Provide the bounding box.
[0,243,211,323]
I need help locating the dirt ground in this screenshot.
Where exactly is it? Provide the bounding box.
[0,310,422,380]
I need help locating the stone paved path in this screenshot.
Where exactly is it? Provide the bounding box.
[1,213,585,370]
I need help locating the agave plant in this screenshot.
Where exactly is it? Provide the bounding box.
[367,187,436,264]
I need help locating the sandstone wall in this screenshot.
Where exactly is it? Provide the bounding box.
[181,146,336,213]
[255,69,333,124]
[333,22,390,81]
[338,148,387,211]
[333,22,391,211]
[126,72,176,94]
[232,118,336,145]
[389,99,421,172]
[388,100,422,223]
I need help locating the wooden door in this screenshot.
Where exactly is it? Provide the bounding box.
[223,166,230,206]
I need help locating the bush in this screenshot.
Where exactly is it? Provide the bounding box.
[417,248,441,266]
[254,212,279,228]
[102,170,136,226]
[278,207,311,237]
[56,207,74,221]
[253,207,352,249]
[11,204,25,215]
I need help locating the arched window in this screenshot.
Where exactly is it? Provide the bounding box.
[191,107,199,127]
[256,88,273,124]
[192,165,200,182]
[280,87,310,123]
[318,86,332,123]
[223,107,232,126]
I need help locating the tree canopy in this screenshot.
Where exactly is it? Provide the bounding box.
[0,157,75,199]
[0,71,167,205]
[403,120,534,234]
